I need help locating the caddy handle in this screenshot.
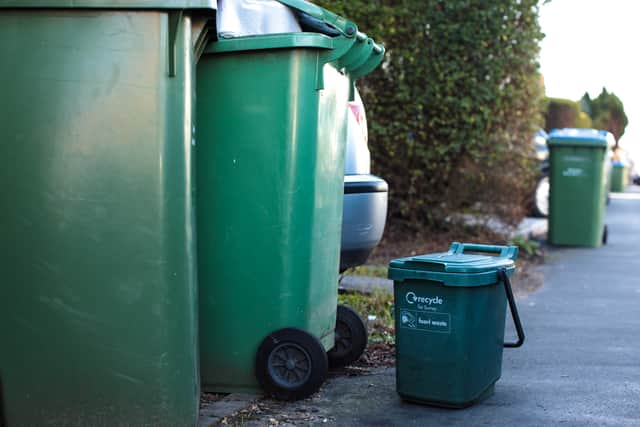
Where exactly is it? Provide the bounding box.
[451,242,518,260]
[498,268,525,348]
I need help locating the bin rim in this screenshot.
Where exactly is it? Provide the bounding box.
[204,33,334,55]
[0,0,216,9]
[548,128,613,148]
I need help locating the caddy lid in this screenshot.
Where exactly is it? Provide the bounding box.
[388,242,518,287]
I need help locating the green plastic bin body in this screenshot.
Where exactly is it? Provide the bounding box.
[196,34,351,393]
[610,162,627,192]
[0,3,215,426]
[548,129,611,247]
[389,243,518,408]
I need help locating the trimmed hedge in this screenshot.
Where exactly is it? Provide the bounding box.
[544,97,580,130]
[544,97,594,130]
[317,0,545,229]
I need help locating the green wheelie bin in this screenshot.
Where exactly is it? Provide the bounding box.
[548,129,613,247]
[0,3,216,426]
[196,0,384,400]
[388,243,525,408]
[610,160,628,192]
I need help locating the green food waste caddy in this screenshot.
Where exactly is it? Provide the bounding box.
[610,160,628,193]
[196,0,384,400]
[389,243,525,408]
[548,128,613,247]
[0,2,216,426]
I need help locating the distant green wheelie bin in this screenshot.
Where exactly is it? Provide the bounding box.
[610,160,628,192]
[548,129,613,247]
[388,243,525,408]
[196,0,384,400]
[0,2,216,426]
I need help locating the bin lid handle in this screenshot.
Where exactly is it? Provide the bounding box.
[349,41,385,79]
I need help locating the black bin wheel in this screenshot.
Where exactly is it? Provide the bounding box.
[603,225,608,245]
[327,304,368,369]
[255,328,328,401]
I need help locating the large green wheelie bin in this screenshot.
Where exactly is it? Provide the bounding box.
[610,160,628,192]
[196,0,384,400]
[548,129,613,247]
[389,243,525,408]
[0,3,216,426]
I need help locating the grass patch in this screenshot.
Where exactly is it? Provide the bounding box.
[338,289,394,345]
[508,234,542,259]
[344,264,389,278]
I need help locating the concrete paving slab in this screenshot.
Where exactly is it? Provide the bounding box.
[339,275,392,293]
[454,214,548,239]
[198,393,258,427]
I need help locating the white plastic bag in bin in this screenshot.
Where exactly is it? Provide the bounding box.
[217,0,302,38]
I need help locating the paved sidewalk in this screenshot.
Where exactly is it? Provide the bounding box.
[245,188,640,426]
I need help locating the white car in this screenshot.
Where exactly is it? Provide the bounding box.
[340,90,388,272]
[531,130,550,217]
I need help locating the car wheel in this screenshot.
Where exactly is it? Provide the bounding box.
[532,175,549,218]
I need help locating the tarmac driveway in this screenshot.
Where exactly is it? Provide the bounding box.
[235,189,640,426]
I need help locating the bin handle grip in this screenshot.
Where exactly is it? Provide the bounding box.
[275,0,357,37]
[349,41,385,79]
[451,242,518,260]
[498,268,525,348]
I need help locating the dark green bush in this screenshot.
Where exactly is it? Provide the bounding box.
[317,0,545,229]
[587,88,628,145]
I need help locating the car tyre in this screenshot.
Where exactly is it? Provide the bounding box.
[532,175,549,218]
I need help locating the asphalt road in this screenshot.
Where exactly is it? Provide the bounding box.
[284,189,640,426]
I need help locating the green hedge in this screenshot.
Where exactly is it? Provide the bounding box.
[317,0,545,229]
[544,97,580,130]
[544,97,594,131]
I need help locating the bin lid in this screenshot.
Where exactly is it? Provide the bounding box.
[388,242,518,287]
[548,128,613,148]
[0,0,215,8]
[203,33,334,55]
